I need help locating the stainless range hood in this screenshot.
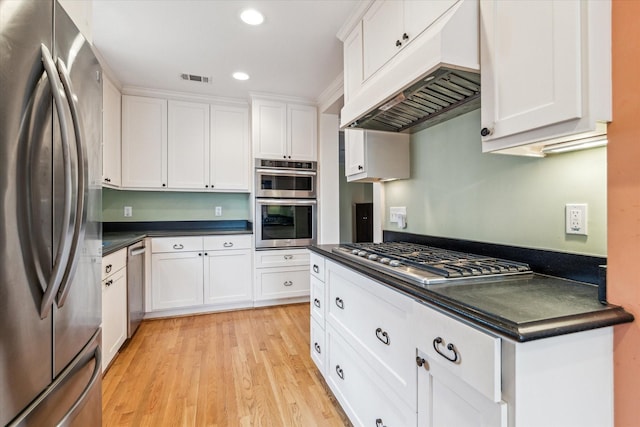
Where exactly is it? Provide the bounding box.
[348,68,480,133]
[340,0,480,133]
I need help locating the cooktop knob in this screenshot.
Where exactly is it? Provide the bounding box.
[380,257,391,264]
[357,251,367,257]
[389,260,401,267]
[368,254,378,260]
[351,249,360,255]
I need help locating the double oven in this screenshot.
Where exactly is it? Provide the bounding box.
[255,159,317,249]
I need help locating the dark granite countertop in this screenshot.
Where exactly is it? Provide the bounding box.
[309,244,633,342]
[102,220,253,256]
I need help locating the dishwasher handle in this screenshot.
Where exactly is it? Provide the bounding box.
[129,247,146,256]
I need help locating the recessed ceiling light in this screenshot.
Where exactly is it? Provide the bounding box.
[240,9,264,26]
[232,71,250,81]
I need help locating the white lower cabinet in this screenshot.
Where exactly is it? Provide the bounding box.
[327,325,416,427]
[149,235,253,315]
[254,248,310,306]
[101,248,128,372]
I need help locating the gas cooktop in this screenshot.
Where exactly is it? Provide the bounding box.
[331,242,532,286]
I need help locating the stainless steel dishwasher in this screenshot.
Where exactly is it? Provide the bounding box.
[127,241,146,338]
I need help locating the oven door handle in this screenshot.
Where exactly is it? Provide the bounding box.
[256,169,317,176]
[256,198,317,205]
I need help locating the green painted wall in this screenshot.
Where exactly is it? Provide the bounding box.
[103,188,251,222]
[339,163,373,242]
[383,110,607,256]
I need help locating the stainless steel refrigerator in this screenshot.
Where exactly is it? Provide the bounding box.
[1,0,102,425]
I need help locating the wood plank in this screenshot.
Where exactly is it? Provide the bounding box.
[102,303,351,426]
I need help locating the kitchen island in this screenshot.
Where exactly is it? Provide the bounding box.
[308,243,633,427]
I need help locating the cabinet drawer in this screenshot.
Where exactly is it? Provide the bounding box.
[309,252,325,281]
[326,260,415,406]
[327,325,416,427]
[310,276,325,324]
[414,301,501,402]
[255,267,310,299]
[102,248,127,280]
[151,236,203,253]
[204,234,252,251]
[310,317,325,374]
[254,249,310,268]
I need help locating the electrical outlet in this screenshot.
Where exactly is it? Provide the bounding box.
[566,204,587,235]
[389,207,406,224]
[215,206,222,217]
[124,206,133,217]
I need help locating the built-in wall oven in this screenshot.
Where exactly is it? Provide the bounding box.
[255,159,317,249]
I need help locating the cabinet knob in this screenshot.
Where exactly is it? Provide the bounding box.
[376,419,386,427]
[104,177,111,183]
[205,184,209,188]
[416,356,427,368]
[402,32,409,41]
[395,39,402,47]
[358,165,363,170]
[105,279,113,287]
[283,155,287,159]
[162,183,166,187]
[480,127,493,137]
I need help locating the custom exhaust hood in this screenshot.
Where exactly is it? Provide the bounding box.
[340,0,480,133]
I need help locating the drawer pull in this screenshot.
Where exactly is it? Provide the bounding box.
[283,255,293,260]
[223,242,233,248]
[105,264,112,274]
[312,264,319,273]
[283,280,293,287]
[173,244,184,250]
[335,297,344,309]
[314,342,321,354]
[376,419,386,427]
[375,328,390,345]
[313,298,321,308]
[335,365,344,380]
[105,279,113,287]
[433,337,459,363]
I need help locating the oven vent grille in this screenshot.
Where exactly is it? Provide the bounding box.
[180,73,210,84]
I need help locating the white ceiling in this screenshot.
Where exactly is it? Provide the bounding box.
[92,0,361,102]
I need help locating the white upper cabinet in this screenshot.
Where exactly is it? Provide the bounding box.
[362,0,457,80]
[122,95,168,188]
[210,105,250,191]
[252,97,317,161]
[102,76,121,187]
[168,100,210,190]
[345,129,410,182]
[480,0,612,155]
[343,22,363,102]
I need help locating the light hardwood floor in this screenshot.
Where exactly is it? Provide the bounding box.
[102,303,351,426]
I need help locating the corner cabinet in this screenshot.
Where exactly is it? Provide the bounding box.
[122,95,168,188]
[345,128,410,182]
[251,97,317,161]
[102,76,121,187]
[310,251,615,427]
[480,0,611,155]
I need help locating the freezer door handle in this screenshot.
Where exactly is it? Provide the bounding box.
[56,345,101,427]
[55,57,88,309]
[37,44,74,319]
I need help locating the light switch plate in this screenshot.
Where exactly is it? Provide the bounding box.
[389,207,406,224]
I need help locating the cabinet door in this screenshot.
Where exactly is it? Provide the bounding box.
[287,104,317,161]
[417,350,507,427]
[102,267,127,371]
[210,105,250,191]
[151,252,203,310]
[203,249,252,304]
[343,22,363,103]
[480,0,582,142]
[167,100,210,189]
[362,0,403,80]
[252,99,287,160]
[403,0,457,44]
[344,129,365,177]
[122,95,168,188]
[102,76,121,187]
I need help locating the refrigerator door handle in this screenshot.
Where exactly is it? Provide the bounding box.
[38,44,74,319]
[55,345,101,427]
[54,57,88,308]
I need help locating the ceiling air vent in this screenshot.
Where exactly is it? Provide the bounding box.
[180,73,210,84]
